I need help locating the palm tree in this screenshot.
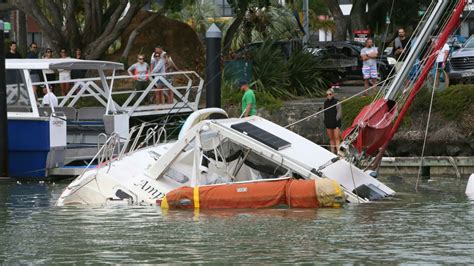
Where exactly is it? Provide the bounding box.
[223,5,301,51]
[171,1,218,35]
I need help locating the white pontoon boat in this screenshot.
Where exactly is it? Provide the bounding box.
[6,58,203,178]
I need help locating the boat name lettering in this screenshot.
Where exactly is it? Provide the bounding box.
[52,120,64,126]
[134,180,165,199]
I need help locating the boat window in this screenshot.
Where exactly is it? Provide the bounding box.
[6,70,32,113]
[206,137,289,180]
[242,151,288,178]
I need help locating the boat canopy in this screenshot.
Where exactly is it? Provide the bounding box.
[6,59,124,71]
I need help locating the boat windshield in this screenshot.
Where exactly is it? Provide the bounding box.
[6,70,32,113]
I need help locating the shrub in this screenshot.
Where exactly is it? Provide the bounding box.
[249,39,328,99]
[286,49,328,97]
[250,40,293,98]
[221,80,283,114]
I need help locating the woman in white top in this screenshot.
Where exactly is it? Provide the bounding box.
[58,48,71,96]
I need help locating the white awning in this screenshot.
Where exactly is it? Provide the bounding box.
[5,59,124,70]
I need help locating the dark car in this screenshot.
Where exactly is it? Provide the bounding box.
[448,35,474,84]
[234,39,303,59]
[310,41,395,82]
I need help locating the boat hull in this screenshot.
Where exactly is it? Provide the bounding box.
[8,117,66,178]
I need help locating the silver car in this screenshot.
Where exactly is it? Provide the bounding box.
[448,36,474,84]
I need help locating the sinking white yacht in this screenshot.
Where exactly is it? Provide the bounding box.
[57,108,394,207]
[58,0,468,208]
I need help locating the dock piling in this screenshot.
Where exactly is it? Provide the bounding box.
[205,23,222,108]
[0,20,8,177]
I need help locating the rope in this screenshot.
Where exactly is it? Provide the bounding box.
[284,75,396,129]
[415,65,437,192]
[375,0,396,76]
[348,156,360,204]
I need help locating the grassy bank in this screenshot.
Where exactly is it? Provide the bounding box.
[340,85,474,131]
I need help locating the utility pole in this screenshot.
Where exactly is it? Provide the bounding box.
[303,0,309,46]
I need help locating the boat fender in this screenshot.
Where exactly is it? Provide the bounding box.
[466,173,474,196]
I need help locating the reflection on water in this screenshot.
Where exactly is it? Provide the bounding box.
[1,177,474,264]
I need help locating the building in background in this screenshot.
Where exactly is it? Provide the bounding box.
[7,10,43,51]
[460,1,474,37]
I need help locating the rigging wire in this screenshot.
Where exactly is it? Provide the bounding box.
[415,65,438,192]
[414,0,468,191]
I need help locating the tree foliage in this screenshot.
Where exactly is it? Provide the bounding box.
[10,0,196,60]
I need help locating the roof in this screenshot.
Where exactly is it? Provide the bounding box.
[5,59,124,70]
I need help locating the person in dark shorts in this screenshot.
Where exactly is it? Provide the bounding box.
[323,88,342,154]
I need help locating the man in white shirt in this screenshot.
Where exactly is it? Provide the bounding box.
[435,41,450,88]
[42,86,58,107]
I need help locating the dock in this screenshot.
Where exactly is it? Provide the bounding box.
[379,156,474,178]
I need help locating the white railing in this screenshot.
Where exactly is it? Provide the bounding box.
[34,70,204,118]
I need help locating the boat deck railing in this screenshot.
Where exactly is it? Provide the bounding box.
[33,70,203,118]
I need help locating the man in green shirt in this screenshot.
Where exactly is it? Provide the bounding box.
[240,79,257,117]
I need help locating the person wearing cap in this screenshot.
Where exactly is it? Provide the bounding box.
[240,80,256,117]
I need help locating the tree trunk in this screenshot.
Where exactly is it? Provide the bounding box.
[11,0,147,60]
[222,15,243,54]
[17,10,27,56]
[322,0,347,41]
[350,0,367,33]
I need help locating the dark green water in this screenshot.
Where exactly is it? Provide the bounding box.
[1,177,473,264]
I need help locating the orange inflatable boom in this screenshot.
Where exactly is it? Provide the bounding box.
[159,178,345,209]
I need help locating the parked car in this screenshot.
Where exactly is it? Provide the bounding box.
[310,41,395,82]
[448,35,474,84]
[234,39,303,60]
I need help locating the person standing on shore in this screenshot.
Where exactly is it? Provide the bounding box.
[393,28,409,57]
[393,28,410,72]
[42,48,56,93]
[435,39,450,88]
[6,41,22,58]
[151,50,172,104]
[27,43,42,97]
[240,79,257,117]
[360,38,378,95]
[127,54,150,94]
[71,48,87,79]
[323,88,342,154]
[58,48,71,96]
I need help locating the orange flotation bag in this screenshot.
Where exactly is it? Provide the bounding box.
[159,178,345,209]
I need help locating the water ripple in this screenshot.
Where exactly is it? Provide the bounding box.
[1,177,474,263]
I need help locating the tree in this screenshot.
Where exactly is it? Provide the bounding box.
[10,0,149,59]
[10,0,197,60]
[321,0,347,41]
[223,0,303,53]
[321,0,432,41]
